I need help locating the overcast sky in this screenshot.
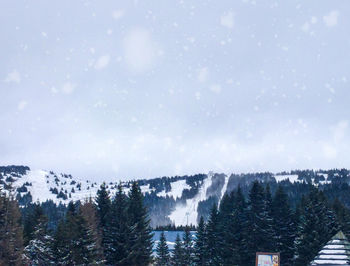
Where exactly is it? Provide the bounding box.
[1,0,350,181]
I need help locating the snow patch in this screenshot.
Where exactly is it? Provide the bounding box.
[157,179,190,199]
[274,174,299,183]
[168,174,212,226]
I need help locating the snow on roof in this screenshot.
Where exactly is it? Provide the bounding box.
[311,231,350,265]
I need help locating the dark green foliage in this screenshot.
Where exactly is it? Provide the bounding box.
[96,182,111,228]
[205,204,221,265]
[0,190,24,266]
[104,185,131,265]
[333,198,350,238]
[24,213,55,265]
[217,192,236,265]
[224,187,249,265]
[154,224,196,231]
[197,195,218,223]
[271,185,296,265]
[182,226,194,265]
[193,216,207,266]
[172,233,184,266]
[128,181,154,265]
[156,231,170,266]
[96,182,111,259]
[23,202,44,246]
[245,181,275,265]
[53,201,102,265]
[294,189,339,266]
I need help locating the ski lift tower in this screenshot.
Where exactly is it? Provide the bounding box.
[185,212,190,226]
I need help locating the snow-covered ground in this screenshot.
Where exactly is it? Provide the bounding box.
[168,173,213,226]
[1,169,120,205]
[218,174,229,204]
[274,174,300,183]
[157,179,190,199]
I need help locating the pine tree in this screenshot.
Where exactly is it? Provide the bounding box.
[205,204,221,265]
[80,198,104,264]
[104,184,132,265]
[193,216,207,266]
[316,191,339,244]
[156,231,170,266]
[333,198,350,238]
[95,182,111,258]
[294,189,339,266]
[128,181,153,265]
[246,181,275,265]
[24,212,55,265]
[53,201,102,265]
[271,185,295,265]
[263,184,276,251]
[228,186,249,265]
[172,233,184,266]
[53,218,70,264]
[182,226,194,265]
[23,202,45,246]
[0,191,24,266]
[294,196,320,266]
[96,183,111,228]
[217,192,235,265]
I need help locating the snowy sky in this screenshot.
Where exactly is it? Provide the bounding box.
[1,0,350,181]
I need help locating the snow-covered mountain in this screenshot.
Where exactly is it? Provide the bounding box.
[0,165,347,227]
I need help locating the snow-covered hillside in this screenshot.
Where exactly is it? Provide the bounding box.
[0,165,347,226]
[169,172,214,226]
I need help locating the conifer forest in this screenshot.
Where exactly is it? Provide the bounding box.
[1,178,350,265]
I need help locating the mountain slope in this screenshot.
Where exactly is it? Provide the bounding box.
[1,165,349,227]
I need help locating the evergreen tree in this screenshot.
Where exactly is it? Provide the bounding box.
[104,184,132,265]
[0,191,24,266]
[263,184,276,251]
[228,186,249,265]
[316,191,339,244]
[23,202,45,246]
[53,201,102,265]
[294,196,320,266]
[294,189,339,266]
[217,192,235,265]
[24,213,55,265]
[80,198,104,263]
[95,182,111,258]
[96,183,111,228]
[246,181,275,265]
[128,182,153,265]
[333,198,350,238]
[193,216,207,266]
[271,185,295,265]
[182,226,194,265]
[205,204,221,265]
[172,233,184,266]
[156,231,170,266]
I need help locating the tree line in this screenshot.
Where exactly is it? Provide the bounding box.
[2,180,350,265]
[154,181,350,266]
[0,182,153,265]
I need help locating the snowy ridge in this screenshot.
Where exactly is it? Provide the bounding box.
[1,166,347,226]
[0,168,120,205]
